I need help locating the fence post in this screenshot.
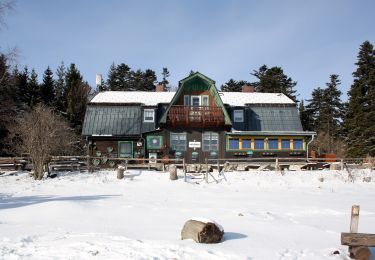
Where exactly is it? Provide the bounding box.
[217,159,220,173]
[125,159,128,171]
[341,159,344,171]
[350,205,360,233]
[275,157,280,172]
[205,158,208,183]
[183,158,187,182]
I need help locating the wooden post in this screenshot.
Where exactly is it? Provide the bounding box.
[183,158,186,182]
[217,159,220,173]
[275,157,280,172]
[350,205,360,233]
[341,159,344,171]
[125,159,128,171]
[205,158,208,183]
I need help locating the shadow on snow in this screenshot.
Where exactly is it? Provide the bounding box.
[0,194,119,210]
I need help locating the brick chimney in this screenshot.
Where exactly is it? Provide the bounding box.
[155,83,166,92]
[242,84,255,93]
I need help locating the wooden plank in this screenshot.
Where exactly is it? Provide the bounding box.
[351,205,360,233]
[341,233,375,246]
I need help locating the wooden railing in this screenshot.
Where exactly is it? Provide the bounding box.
[167,105,225,127]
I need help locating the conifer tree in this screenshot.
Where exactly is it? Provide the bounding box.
[54,62,66,112]
[40,66,55,105]
[298,100,313,131]
[26,68,41,107]
[251,65,298,101]
[221,79,251,92]
[160,67,170,88]
[305,87,325,131]
[345,41,375,157]
[65,63,91,130]
[320,74,344,152]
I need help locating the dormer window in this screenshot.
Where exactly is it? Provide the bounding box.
[184,95,190,106]
[144,109,155,122]
[233,110,244,122]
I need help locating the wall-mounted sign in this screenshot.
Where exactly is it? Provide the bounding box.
[189,141,201,148]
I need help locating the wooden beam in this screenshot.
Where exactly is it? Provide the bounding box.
[351,205,360,233]
[341,233,375,246]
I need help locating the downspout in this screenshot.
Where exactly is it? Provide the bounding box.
[306,134,315,162]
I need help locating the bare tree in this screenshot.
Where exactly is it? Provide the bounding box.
[0,0,15,29]
[12,104,77,180]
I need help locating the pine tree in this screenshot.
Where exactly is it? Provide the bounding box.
[15,66,30,107]
[221,79,251,92]
[305,87,325,131]
[98,77,108,92]
[298,100,313,131]
[345,41,375,157]
[26,69,41,107]
[320,74,345,152]
[251,65,298,101]
[106,62,131,90]
[65,63,91,130]
[40,66,55,105]
[54,62,66,112]
[160,67,170,89]
[0,54,18,155]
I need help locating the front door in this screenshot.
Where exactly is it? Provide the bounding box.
[186,132,203,164]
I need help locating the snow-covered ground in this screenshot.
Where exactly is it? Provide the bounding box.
[0,169,374,260]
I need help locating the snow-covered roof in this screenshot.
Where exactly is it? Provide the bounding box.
[90,91,295,106]
[220,92,294,106]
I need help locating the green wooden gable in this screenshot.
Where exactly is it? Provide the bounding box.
[159,72,232,125]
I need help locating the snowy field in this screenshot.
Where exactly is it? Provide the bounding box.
[0,169,375,260]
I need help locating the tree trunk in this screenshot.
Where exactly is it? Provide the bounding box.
[181,219,224,243]
[169,164,177,180]
[117,166,124,179]
[349,246,371,260]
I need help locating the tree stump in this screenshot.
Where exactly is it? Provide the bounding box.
[181,218,224,243]
[169,164,177,180]
[117,166,125,179]
[349,246,371,260]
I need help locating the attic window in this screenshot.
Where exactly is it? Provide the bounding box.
[144,109,155,123]
[233,110,244,122]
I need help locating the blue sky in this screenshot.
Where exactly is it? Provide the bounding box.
[2,0,375,101]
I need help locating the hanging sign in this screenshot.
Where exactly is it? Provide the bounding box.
[189,141,201,148]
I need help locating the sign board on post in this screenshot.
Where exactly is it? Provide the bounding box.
[189,141,201,148]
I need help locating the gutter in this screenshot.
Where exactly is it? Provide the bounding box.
[306,133,315,161]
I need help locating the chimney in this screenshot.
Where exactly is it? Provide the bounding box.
[96,74,102,86]
[242,84,255,93]
[155,83,166,92]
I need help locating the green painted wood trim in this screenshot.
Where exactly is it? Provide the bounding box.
[118,141,133,157]
[159,72,232,125]
[146,136,163,149]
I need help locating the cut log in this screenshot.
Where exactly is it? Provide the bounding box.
[181,218,224,243]
[117,166,124,179]
[349,246,371,260]
[341,233,375,247]
[169,164,177,180]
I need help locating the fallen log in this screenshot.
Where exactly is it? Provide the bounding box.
[181,218,224,243]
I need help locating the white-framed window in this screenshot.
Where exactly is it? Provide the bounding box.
[202,95,209,106]
[203,132,219,151]
[143,109,155,122]
[191,96,201,107]
[184,95,190,106]
[233,110,244,122]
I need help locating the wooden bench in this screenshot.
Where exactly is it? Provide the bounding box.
[341,205,374,260]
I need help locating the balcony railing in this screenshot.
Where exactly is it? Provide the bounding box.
[167,105,225,127]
